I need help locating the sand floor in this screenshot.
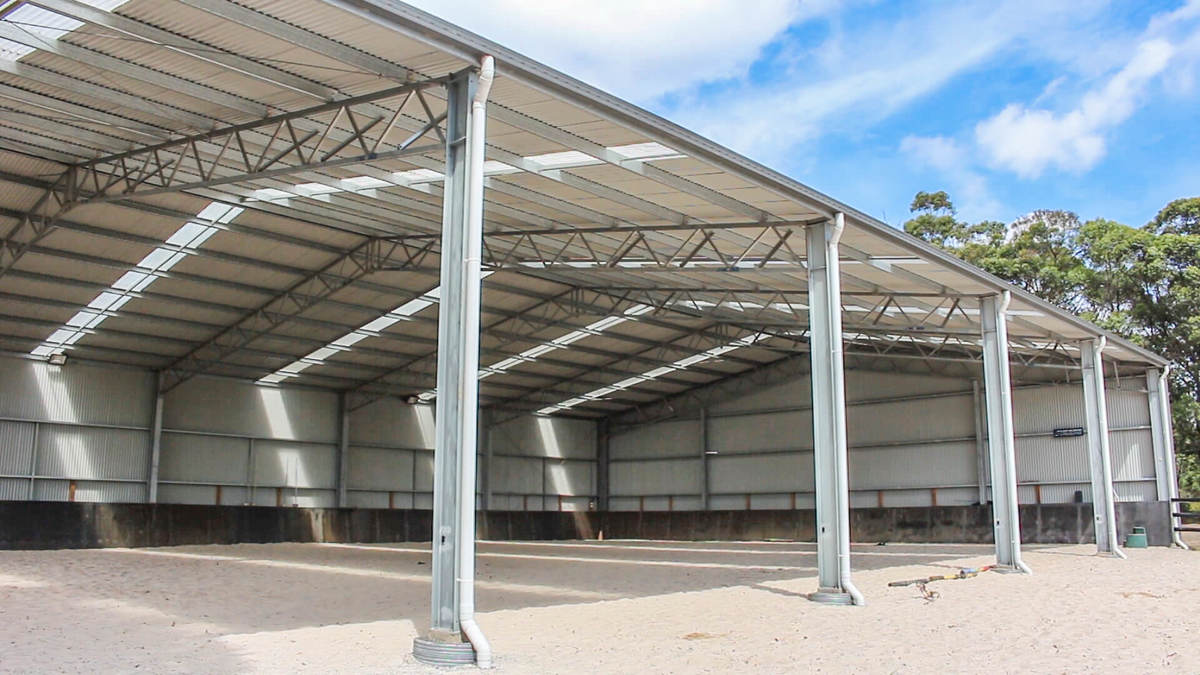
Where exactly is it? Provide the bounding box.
[1,539,1196,673]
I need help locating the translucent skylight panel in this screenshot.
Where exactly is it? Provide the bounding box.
[391,297,435,316]
[0,37,33,60]
[30,199,234,359]
[482,161,519,175]
[341,175,391,190]
[525,150,598,169]
[608,142,684,161]
[294,182,339,195]
[2,1,129,62]
[360,316,402,333]
[164,222,209,247]
[538,333,771,415]
[5,5,83,42]
[393,168,444,183]
[253,188,293,201]
[331,332,369,348]
[305,347,340,362]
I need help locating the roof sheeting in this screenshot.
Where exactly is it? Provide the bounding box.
[0,0,1166,418]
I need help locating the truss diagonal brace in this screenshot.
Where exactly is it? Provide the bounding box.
[69,76,450,204]
[159,237,437,392]
[0,168,78,282]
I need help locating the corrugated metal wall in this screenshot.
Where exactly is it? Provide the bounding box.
[346,397,434,509]
[488,414,597,511]
[0,353,1160,514]
[158,377,340,507]
[0,355,153,502]
[609,368,1161,511]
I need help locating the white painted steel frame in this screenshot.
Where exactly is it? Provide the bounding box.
[1080,338,1123,557]
[806,215,863,605]
[1146,367,1188,548]
[980,293,1031,573]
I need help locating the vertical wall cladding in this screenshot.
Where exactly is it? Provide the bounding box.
[609,419,701,511]
[0,355,153,503]
[346,397,435,510]
[604,365,1161,511]
[158,376,340,507]
[0,355,153,426]
[489,415,597,511]
[609,368,985,510]
[1011,379,1158,503]
[0,420,35,476]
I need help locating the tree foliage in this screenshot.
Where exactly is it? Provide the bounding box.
[905,193,1200,494]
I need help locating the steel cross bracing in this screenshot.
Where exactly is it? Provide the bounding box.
[343,286,768,411]
[0,74,451,286]
[0,0,1132,406]
[68,80,449,203]
[158,237,439,392]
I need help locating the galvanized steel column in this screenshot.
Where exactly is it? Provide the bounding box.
[806,215,862,604]
[1146,368,1176,501]
[595,418,609,512]
[336,392,350,508]
[972,378,988,506]
[1147,368,1188,548]
[146,372,164,503]
[699,408,710,510]
[1080,339,1122,556]
[980,293,1030,572]
[424,69,474,643]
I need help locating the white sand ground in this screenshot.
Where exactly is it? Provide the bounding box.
[0,539,1196,673]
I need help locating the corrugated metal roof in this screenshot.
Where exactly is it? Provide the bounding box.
[0,0,1168,419]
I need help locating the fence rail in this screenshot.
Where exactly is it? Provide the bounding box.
[1171,497,1200,533]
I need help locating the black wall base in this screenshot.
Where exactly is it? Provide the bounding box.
[0,501,1172,550]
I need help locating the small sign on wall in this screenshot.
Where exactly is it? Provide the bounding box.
[1053,427,1085,438]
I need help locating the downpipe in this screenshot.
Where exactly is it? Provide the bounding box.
[997,292,1034,575]
[1093,338,1127,560]
[829,213,865,606]
[1160,366,1191,550]
[458,53,495,669]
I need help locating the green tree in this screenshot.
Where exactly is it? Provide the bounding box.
[905,192,1200,495]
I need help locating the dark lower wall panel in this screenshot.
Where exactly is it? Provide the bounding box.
[0,501,1171,550]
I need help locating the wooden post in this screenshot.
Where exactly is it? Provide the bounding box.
[215,485,222,505]
[68,480,76,502]
[1034,484,1042,505]
[876,490,884,508]
[931,487,939,507]
[745,494,752,510]
[388,491,395,509]
[275,487,282,507]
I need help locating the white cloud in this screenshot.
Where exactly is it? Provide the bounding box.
[404,0,821,101]
[900,135,1001,221]
[664,0,1113,164]
[975,39,1175,178]
[899,135,964,173]
[974,1,1200,178]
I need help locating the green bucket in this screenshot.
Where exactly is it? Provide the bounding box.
[1125,526,1148,549]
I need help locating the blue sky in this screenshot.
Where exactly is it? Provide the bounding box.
[408,0,1200,228]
